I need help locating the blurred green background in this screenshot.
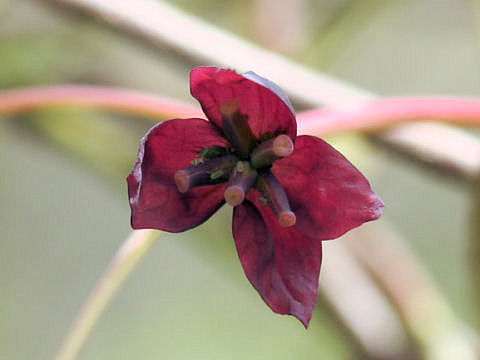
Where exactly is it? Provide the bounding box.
[1,0,479,359]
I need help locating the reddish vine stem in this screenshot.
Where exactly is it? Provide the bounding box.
[0,85,203,120]
[3,85,480,137]
[297,97,480,135]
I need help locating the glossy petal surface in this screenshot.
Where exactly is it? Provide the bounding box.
[272,135,384,240]
[127,118,229,232]
[190,67,297,140]
[233,191,322,327]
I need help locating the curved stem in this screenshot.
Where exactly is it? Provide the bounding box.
[297,97,480,136]
[55,229,161,360]
[346,224,480,360]
[0,85,202,120]
[52,0,371,108]
[2,85,480,138]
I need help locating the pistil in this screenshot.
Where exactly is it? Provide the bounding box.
[250,134,294,169]
[256,172,296,227]
[174,155,238,193]
[220,99,256,160]
[224,161,258,206]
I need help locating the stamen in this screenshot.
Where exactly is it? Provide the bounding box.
[224,185,245,207]
[174,155,237,193]
[256,172,296,227]
[174,170,191,193]
[278,211,296,227]
[224,161,257,206]
[273,135,294,157]
[220,99,256,160]
[250,134,294,169]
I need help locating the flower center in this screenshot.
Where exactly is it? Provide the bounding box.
[174,99,296,227]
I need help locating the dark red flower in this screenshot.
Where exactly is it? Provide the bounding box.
[127,67,384,327]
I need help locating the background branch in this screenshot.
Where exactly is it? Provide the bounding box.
[0,85,202,120]
[55,230,161,360]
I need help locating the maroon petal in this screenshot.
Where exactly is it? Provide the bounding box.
[272,135,384,240]
[127,118,229,232]
[233,191,322,327]
[190,67,297,140]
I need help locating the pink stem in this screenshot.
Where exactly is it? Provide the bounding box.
[297,97,480,135]
[0,85,203,120]
[1,86,480,137]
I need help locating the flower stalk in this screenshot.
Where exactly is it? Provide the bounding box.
[297,97,480,136]
[55,229,161,360]
[0,85,203,120]
[2,86,480,138]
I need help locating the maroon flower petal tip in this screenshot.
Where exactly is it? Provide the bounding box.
[273,134,294,157]
[233,198,322,327]
[225,185,245,206]
[278,210,296,227]
[365,194,385,221]
[190,67,297,140]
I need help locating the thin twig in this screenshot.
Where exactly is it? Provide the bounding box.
[55,229,161,360]
[345,224,480,360]
[320,240,411,359]
[297,98,480,182]
[2,84,480,136]
[51,0,371,108]
[0,85,202,120]
[374,122,480,183]
[297,97,480,135]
